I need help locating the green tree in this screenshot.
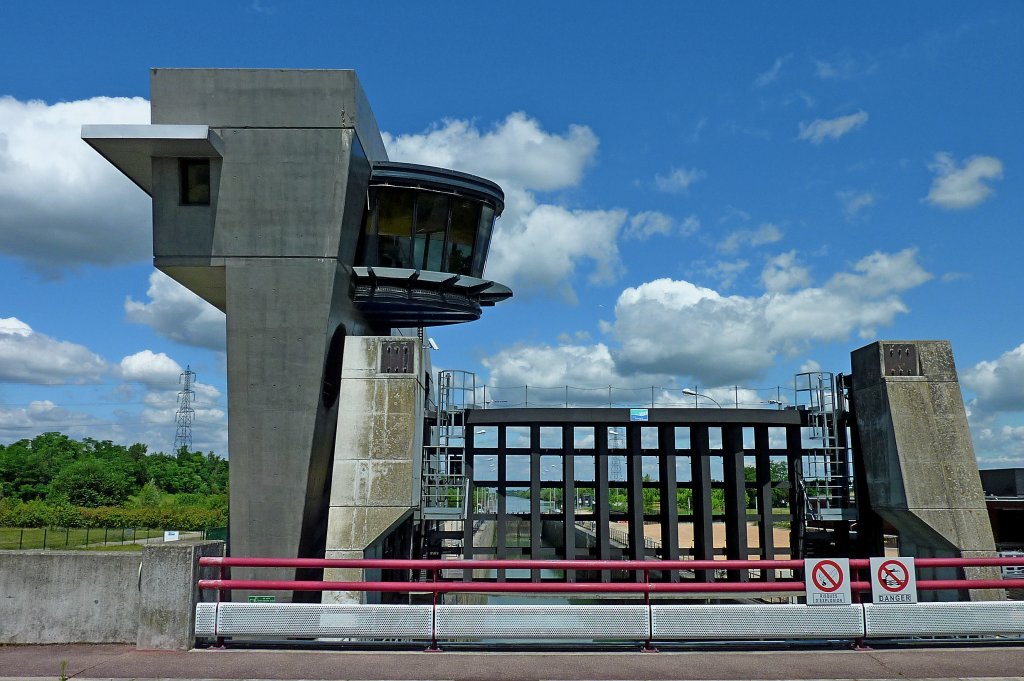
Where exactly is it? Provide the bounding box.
[49,458,134,507]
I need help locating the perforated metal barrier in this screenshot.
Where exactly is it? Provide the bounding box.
[199,603,433,639]
[435,604,648,639]
[195,602,1024,644]
[864,601,1024,638]
[651,604,864,640]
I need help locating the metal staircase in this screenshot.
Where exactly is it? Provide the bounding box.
[417,370,475,560]
[794,371,857,557]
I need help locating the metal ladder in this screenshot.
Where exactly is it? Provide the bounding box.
[794,371,857,524]
[419,370,474,521]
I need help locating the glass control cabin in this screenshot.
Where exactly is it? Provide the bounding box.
[351,162,512,327]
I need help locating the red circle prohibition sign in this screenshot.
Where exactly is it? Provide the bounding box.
[811,560,844,593]
[878,560,910,593]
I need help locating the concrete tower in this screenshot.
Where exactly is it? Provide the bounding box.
[84,70,510,573]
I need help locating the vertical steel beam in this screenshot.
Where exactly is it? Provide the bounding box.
[562,426,576,580]
[754,427,775,580]
[595,424,611,582]
[530,424,542,579]
[463,430,475,568]
[626,424,645,565]
[691,424,714,581]
[722,425,748,581]
[496,426,507,581]
[786,425,804,560]
[658,424,680,582]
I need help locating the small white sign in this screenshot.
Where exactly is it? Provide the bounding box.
[804,558,851,605]
[163,530,180,542]
[870,556,917,604]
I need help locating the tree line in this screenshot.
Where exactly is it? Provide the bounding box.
[0,433,227,529]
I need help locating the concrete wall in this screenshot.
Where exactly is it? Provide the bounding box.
[0,541,223,647]
[323,336,425,604]
[0,551,141,644]
[148,70,387,575]
[850,341,1000,600]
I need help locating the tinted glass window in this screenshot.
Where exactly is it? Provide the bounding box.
[376,188,414,268]
[470,204,496,276]
[414,192,448,271]
[447,199,478,275]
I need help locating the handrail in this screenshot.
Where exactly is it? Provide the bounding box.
[199,556,1024,570]
[198,556,1022,596]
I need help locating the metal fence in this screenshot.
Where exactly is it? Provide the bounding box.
[0,526,227,550]
[477,384,797,409]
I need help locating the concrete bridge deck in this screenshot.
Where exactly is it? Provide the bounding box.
[1,643,1023,681]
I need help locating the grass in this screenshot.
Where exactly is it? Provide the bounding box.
[0,526,165,550]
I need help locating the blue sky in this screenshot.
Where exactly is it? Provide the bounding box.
[0,2,1021,467]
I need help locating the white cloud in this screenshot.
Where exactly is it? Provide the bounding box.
[383,112,597,193]
[925,152,1003,210]
[797,110,869,144]
[0,401,103,443]
[971,424,1024,468]
[0,317,107,384]
[837,190,876,220]
[118,350,184,389]
[761,251,810,293]
[608,248,931,385]
[384,114,624,297]
[962,344,1024,415]
[719,223,783,253]
[125,272,226,350]
[800,359,822,373]
[655,166,707,193]
[486,202,627,297]
[702,259,749,290]
[0,96,151,272]
[625,211,673,240]
[754,53,792,87]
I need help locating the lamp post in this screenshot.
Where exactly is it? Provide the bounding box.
[682,388,723,408]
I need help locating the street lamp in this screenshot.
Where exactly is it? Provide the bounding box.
[682,388,722,408]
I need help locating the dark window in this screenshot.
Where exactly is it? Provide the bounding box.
[447,199,478,275]
[413,192,449,271]
[179,159,211,205]
[376,188,415,268]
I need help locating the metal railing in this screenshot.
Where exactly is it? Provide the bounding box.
[197,556,1024,650]
[476,384,797,409]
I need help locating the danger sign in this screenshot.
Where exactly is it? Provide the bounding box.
[804,558,851,605]
[869,557,917,604]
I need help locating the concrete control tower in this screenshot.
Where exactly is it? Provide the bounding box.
[83,69,511,577]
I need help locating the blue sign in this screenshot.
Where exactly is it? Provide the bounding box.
[629,408,648,422]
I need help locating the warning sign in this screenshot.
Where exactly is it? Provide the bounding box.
[804,558,851,605]
[869,557,917,604]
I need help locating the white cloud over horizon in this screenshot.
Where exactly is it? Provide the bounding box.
[480,248,932,388]
[0,317,107,385]
[963,343,1024,417]
[125,272,226,351]
[0,96,151,273]
[384,113,628,298]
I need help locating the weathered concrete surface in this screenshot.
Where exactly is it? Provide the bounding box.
[323,336,424,603]
[850,341,1000,600]
[146,70,386,585]
[0,542,225,647]
[0,551,141,644]
[137,540,224,650]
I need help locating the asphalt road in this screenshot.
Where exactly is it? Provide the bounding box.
[1,644,1023,680]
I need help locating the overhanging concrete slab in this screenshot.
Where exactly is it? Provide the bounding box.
[82,124,225,194]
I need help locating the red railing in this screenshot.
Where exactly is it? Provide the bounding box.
[198,556,1020,596]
